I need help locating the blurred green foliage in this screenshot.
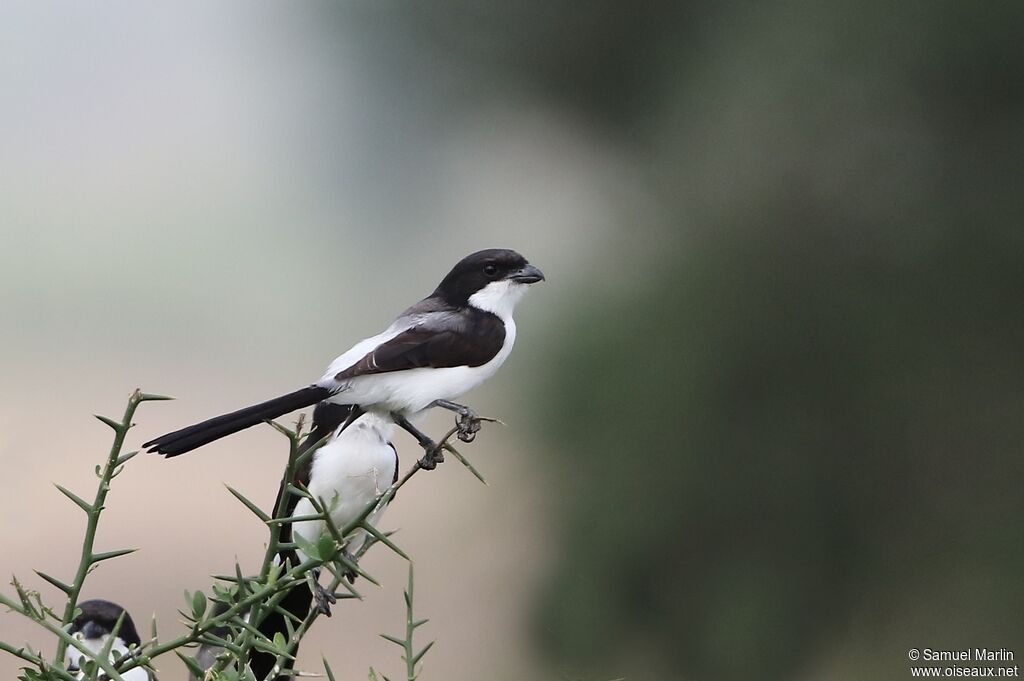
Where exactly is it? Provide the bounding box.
[520,2,1024,679]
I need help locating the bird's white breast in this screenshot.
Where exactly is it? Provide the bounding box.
[67,636,147,681]
[292,413,397,559]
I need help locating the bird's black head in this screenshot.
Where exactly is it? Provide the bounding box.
[70,599,142,647]
[433,248,545,307]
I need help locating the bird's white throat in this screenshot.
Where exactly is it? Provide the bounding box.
[468,280,530,319]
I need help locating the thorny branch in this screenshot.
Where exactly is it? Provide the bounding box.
[0,390,491,681]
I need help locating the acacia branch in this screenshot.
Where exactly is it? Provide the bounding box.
[52,390,170,674]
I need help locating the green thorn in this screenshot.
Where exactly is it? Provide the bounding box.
[379,634,405,648]
[33,571,72,595]
[442,443,488,485]
[138,393,175,402]
[411,640,435,666]
[93,414,126,432]
[114,451,139,466]
[54,484,93,513]
[360,523,410,561]
[224,485,271,523]
[91,548,137,563]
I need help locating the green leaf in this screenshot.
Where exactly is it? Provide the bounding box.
[191,590,207,618]
[367,668,380,681]
[411,618,429,629]
[224,485,271,523]
[272,632,287,651]
[323,659,337,681]
[54,484,93,513]
[79,658,98,679]
[317,534,337,561]
[292,532,321,561]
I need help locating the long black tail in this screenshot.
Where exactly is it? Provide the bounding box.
[247,581,314,681]
[188,580,315,681]
[143,386,332,457]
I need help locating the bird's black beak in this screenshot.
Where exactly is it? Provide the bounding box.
[509,263,545,284]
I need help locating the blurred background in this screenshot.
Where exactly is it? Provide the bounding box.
[2,2,1022,680]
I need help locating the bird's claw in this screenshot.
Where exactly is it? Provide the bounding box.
[455,407,482,443]
[419,444,445,470]
[312,579,337,616]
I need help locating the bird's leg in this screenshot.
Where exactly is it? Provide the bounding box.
[431,399,483,443]
[308,567,337,616]
[391,412,444,470]
[341,549,359,584]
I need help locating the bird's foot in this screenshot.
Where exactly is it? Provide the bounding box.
[309,570,337,617]
[418,442,445,470]
[432,399,486,443]
[341,550,359,584]
[454,406,482,443]
[392,411,446,471]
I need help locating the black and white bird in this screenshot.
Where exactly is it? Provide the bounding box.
[239,402,399,681]
[66,599,150,681]
[144,248,544,467]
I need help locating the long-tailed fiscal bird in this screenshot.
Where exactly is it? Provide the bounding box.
[144,248,544,467]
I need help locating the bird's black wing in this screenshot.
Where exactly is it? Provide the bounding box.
[334,308,505,380]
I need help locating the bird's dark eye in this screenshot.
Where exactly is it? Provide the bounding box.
[483,263,499,277]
